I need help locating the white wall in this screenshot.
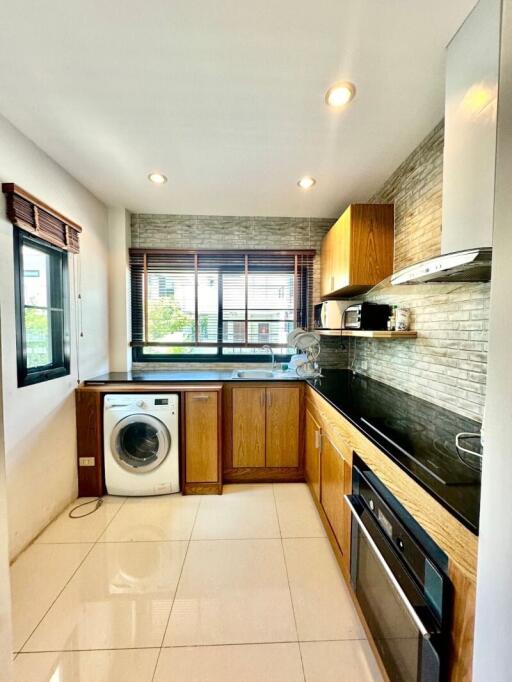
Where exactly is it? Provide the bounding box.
[0,308,13,679]
[473,1,512,680]
[108,207,132,372]
[0,113,109,560]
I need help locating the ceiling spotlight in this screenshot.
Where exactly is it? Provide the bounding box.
[148,172,167,184]
[325,81,356,108]
[297,176,316,190]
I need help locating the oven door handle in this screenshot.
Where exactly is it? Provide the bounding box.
[344,494,431,640]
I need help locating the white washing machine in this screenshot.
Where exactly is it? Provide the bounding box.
[104,393,180,496]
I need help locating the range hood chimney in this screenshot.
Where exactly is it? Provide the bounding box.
[392,0,499,287]
[391,248,492,285]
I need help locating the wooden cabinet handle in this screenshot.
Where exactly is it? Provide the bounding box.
[314,429,322,450]
[267,391,272,408]
[260,392,265,407]
[190,394,210,400]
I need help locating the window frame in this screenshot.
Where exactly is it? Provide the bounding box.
[13,230,71,387]
[131,250,313,364]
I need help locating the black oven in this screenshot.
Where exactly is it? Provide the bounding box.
[345,456,451,682]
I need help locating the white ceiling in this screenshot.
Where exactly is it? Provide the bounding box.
[0,0,476,218]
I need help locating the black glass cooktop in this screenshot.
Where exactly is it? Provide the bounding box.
[307,370,481,533]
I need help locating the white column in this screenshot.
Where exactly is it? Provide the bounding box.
[473,1,512,680]
[107,207,132,372]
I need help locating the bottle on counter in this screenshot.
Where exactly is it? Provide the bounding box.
[387,305,397,331]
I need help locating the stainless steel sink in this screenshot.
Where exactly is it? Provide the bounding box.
[232,370,277,379]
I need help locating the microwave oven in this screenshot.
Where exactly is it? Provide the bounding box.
[342,303,390,330]
[314,301,358,334]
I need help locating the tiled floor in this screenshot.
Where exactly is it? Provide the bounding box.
[10,483,383,681]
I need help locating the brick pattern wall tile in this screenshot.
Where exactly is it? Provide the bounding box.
[352,120,490,420]
[130,213,345,371]
[349,282,489,420]
[369,121,444,272]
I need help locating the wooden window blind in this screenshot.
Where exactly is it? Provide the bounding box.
[129,249,315,361]
[2,183,82,253]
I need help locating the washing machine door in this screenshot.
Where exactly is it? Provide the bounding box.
[111,414,171,473]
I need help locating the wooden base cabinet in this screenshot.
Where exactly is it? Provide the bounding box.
[320,434,352,577]
[305,408,321,500]
[224,383,304,481]
[183,390,222,494]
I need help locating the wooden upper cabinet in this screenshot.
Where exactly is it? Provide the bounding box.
[305,408,321,500]
[185,391,219,483]
[266,386,300,468]
[321,203,394,298]
[232,387,266,468]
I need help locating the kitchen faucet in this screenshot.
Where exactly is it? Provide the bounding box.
[261,344,275,370]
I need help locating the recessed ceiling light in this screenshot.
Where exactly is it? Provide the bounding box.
[325,81,356,108]
[148,172,167,184]
[297,176,316,190]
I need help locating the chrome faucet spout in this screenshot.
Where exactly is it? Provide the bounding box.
[261,344,275,370]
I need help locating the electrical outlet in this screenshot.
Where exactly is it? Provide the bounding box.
[360,360,368,372]
[79,457,95,467]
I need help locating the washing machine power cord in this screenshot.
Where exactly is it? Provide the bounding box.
[68,497,104,519]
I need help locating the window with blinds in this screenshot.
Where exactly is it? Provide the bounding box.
[130,249,315,361]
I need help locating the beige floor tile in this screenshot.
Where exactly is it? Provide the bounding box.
[100,493,200,542]
[10,543,92,652]
[154,643,304,682]
[191,484,280,540]
[284,538,366,641]
[164,539,297,646]
[24,541,188,651]
[13,648,159,682]
[301,640,384,682]
[36,496,125,544]
[273,483,326,538]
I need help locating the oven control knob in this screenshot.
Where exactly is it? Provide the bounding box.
[369,499,375,511]
[136,400,146,409]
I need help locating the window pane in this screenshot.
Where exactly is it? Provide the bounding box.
[23,246,49,307]
[24,307,52,368]
[222,273,245,309]
[198,271,219,343]
[147,271,195,344]
[248,272,294,309]
[223,346,293,356]
[248,309,294,321]
[142,346,217,356]
[247,320,294,345]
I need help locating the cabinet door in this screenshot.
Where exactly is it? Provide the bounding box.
[305,408,321,500]
[321,436,347,555]
[266,386,300,467]
[331,208,351,292]
[232,387,266,468]
[185,392,219,483]
[320,226,334,297]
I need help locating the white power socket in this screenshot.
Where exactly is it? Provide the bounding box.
[360,360,368,372]
[79,457,95,467]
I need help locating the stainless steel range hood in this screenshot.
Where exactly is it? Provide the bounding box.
[391,248,492,285]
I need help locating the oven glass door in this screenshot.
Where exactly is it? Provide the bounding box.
[346,496,441,682]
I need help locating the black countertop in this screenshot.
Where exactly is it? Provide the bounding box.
[307,370,481,535]
[84,369,302,384]
[84,368,481,534]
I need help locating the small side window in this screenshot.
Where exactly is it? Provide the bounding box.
[14,230,70,387]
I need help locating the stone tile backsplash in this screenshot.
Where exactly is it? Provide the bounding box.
[359,120,490,421]
[349,282,489,421]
